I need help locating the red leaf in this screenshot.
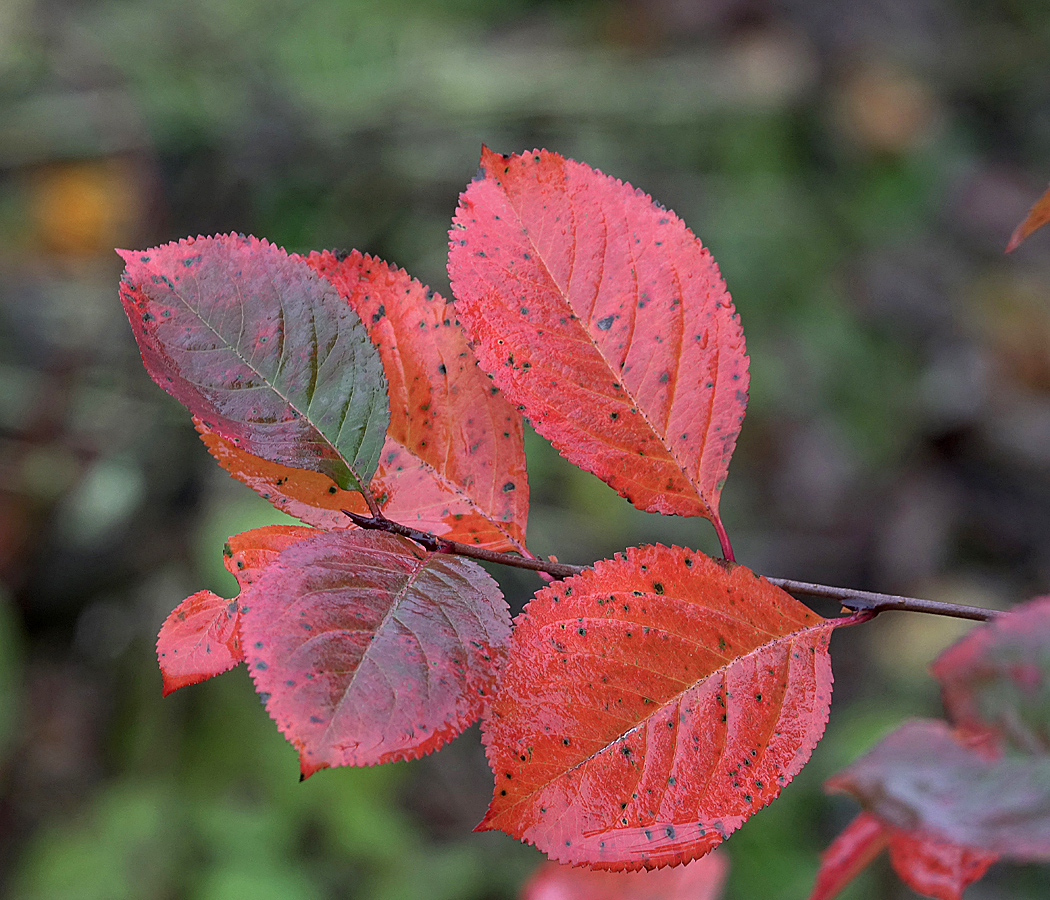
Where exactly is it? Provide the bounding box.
[479,545,839,870]
[240,529,511,777]
[156,524,315,695]
[1006,184,1050,252]
[157,591,243,696]
[521,850,727,900]
[886,828,997,900]
[118,235,389,492]
[826,718,1050,860]
[809,811,996,900]
[932,595,1050,753]
[447,149,748,544]
[809,813,889,900]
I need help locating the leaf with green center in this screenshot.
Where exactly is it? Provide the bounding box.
[479,544,843,870]
[118,235,389,491]
[191,248,531,553]
[241,529,511,777]
[448,149,748,553]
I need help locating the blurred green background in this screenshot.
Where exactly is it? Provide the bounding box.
[2,0,1050,897]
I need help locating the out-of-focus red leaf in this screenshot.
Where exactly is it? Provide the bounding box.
[193,249,531,553]
[118,235,389,492]
[479,545,841,870]
[521,850,727,900]
[809,811,996,900]
[447,149,748,543]
[1006,184,1050,252]
[886,828,997,900]
[826,718,1050,860]
[932,595,1050,753]
[809,812,889,900]
[156,524,315,695]
[240,529,511,777]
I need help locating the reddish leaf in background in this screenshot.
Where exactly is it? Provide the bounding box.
[241,529,511,777]
[448,149,748,552]
[193,250,531,552]
[156,524,315,695]
[480,545,842,870]
[810,812,996,900]
[886,826,997,900]
[118,235,389,492]
[809,812,889,900]
[826,719,1050,860]
[522,850,727,900]
[1006,184,1050,252]
[932,595,1050,753]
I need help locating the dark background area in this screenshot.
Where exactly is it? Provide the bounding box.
[1,0,1050,897]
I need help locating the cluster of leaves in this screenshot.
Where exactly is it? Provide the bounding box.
[119,147,1050,896]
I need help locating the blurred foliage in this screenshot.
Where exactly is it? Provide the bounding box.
[2,0,1050,897]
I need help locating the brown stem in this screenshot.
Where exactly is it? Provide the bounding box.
[764,578,1004,622]
[342,510,1004,623]
[342,511,585,579]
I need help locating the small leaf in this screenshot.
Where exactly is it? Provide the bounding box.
[118,235,389,491]
[809,813,889,900]
[448,149,749,542]
[1006,184,1050,252]
[479,545,840,870]
[521,850,727,900]
[826,718,1050,860]
[932,595,1050,753]
[156,525,315,695]
[157,591,243,696]
[240,529,511,777]
[810,812,996,900]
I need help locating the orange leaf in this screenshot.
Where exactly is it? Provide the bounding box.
[479,545,840,870]
[448,149,748,551]
[1006,184,1050,252]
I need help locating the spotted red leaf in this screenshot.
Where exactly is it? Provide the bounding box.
[521,850,727,900]
[931,595,1050,753]
[1006,183,1050,252]
[118,235,389,492]
[156,525,315,695]
[157,591,242,697]
[479,545,842,870]
[826,719,1050,860]
[448,148,748,548]
[809,812,996,900]
[241,529,511,777]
